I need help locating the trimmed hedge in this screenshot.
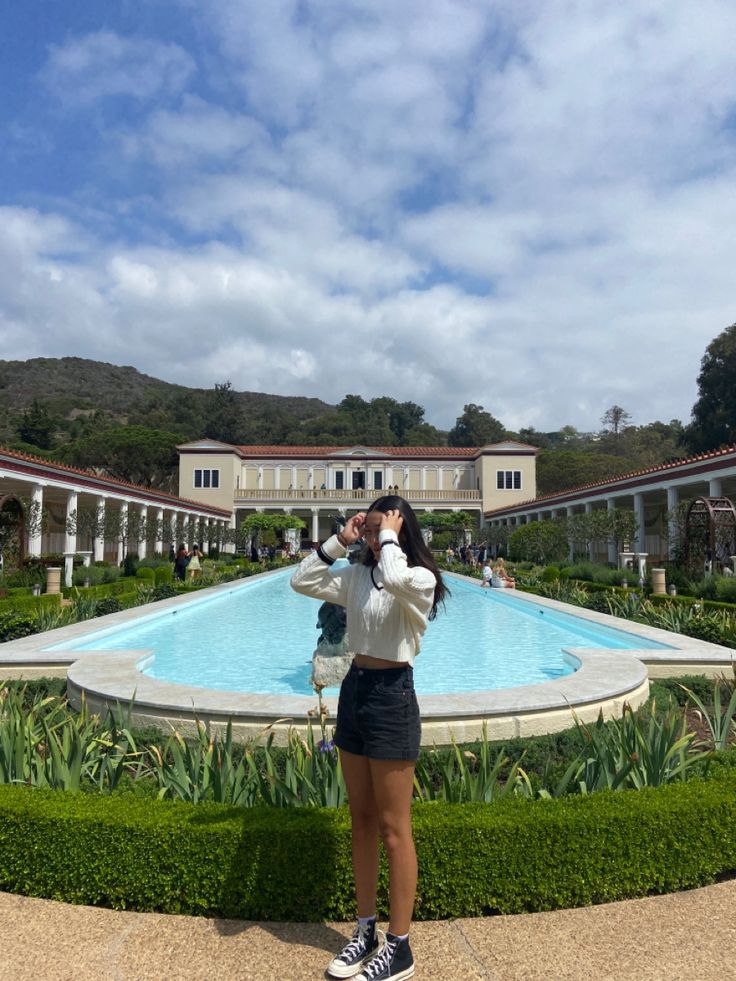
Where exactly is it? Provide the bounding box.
[0,594,62,615]
[1,773,736,920]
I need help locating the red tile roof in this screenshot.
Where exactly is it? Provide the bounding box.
[0,446,230,516]
[487,443,736,515]
[230,443,536,459]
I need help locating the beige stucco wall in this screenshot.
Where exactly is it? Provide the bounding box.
[178,452,238,512]
[480,453,537,513]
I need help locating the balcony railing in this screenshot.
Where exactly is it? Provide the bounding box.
[233,488,482,504]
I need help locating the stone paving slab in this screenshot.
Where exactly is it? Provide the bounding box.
[2,880,735,981]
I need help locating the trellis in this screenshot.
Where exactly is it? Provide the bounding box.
[684,496,736,571]
[0,495,27,569]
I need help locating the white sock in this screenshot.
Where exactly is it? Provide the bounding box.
[388,931,409,941]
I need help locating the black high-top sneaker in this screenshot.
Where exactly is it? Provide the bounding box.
[354,932,415,981]
[327,920,381,978]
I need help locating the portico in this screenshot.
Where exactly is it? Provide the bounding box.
[487,444,736,563]
[0,447,231,584]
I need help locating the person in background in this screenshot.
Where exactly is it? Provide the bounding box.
[187,544,202,579]
[481,560,492,587]
[492,557,516,589]
[173,544,189,581]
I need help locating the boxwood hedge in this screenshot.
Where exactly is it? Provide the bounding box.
[1,772,735,921]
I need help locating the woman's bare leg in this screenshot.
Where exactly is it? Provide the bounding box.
[368,758,417,936]
[340,749,380,917]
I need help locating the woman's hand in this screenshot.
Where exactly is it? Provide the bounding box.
[340,512,366,545]
[380,508,404,536]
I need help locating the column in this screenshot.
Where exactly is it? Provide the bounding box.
[227,513,237,554]
[666,486,679,559]
[311,508,320,544]
[93,496,106,562]
[709,477,723,497]
[386,465,393,489]
[206,518,213,551]
[606,498,617,565]
[138,505,148,559]
[274,468,281,490]
[117,502,128,563]
[257,467,263,489]
[421,466,427,491]
[566,505,575,561]
[28,483,44,558]
[308,466,314,489]
[585,502,595,560]
[155,508,164,556]
[633,493,646,553]
[64,490,78,587]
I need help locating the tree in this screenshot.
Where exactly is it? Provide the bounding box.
[203,381,242,445]
[59,427,180,489]
[686,323,736,452]
[599,405,633,456]
[536,450,632,495]
[508,520,568,564]
[417,511,475,534]
[16,399,57,449]
[448,404,505,447]
[240,512,306,550]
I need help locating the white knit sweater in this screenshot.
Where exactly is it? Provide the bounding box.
[290,530,436,666]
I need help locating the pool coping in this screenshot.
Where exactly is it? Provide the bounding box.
[1,569,734,742]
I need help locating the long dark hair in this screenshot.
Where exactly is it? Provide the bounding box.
[361,495,449,620]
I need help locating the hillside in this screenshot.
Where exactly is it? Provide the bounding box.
[0,357,334,444]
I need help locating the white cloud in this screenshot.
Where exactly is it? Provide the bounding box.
[42,30,195,105]
[5,2,736,435]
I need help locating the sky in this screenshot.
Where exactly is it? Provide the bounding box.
[1,0,735,434]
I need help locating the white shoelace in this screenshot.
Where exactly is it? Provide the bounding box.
[338,924,377,963]
[362,936,397,979]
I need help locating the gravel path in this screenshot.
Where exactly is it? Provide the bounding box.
[2,880,736,980]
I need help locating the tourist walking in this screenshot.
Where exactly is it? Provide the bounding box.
[291,495,447,981]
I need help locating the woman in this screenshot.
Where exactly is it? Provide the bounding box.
[187,544,202,579]
[492,556,516,589]
[173,544,189,582]
[291,495,447,981]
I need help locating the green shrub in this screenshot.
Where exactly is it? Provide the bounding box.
[154,565,173,585]
[151,584,177,601]
[122,554,139,577]
[1,774,736,919]
[0,613,37,642]
[72,566,106,587]
[540,566,560,583]
[95,597,122,617]
[0,594,62,616]
[135,567,155,582]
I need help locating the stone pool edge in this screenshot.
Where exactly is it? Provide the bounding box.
[0,568,733,744]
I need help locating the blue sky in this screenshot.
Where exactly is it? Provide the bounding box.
[2,0,735,433]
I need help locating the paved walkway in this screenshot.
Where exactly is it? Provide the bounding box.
[2,881,736,980]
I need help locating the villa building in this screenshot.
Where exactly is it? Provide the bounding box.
[486,444,736,563]
[177,439,538,543]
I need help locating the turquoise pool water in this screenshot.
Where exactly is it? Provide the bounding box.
[46,567,672,695]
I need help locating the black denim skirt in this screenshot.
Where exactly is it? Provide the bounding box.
[334,661,421,761]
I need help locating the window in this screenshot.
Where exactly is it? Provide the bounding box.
[194,468,220,490]
[335,471,344,490]
[496,469,522,490]
[352,471,366,490]
[373,471,383,490]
